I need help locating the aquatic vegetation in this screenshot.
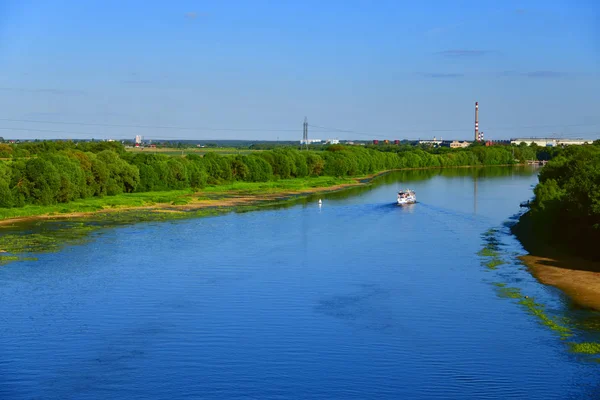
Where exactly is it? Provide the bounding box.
[497,286,522,299]
[0,255,20,265]
[518,297,573,337]
[491,282,573,338]
[477,247,499,257]
[485,258,505,270]
[568,342,600,354]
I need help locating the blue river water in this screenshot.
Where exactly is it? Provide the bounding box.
[0,167,599,399]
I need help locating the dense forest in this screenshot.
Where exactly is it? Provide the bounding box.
[0,140,558,208]
[520,142,600,261]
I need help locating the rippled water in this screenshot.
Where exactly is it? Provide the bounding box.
[1,167,599,399]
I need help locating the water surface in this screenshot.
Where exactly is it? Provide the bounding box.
[1,167,599,399]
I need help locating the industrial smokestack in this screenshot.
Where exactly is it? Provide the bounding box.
[474,102,479,142]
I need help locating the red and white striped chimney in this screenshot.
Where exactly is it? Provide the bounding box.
[474,102,479,141]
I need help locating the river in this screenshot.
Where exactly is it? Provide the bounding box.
[1,166,599,399]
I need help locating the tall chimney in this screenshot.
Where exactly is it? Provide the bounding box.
[474,102,479,141]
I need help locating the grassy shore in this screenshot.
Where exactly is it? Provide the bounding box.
[0,175,360,225]
[512,212,600,311]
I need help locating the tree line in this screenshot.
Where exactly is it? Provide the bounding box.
[524,142,600,261]
[0,140,556,208]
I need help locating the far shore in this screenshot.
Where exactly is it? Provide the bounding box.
[0,164,530,228]
[0,172,384,227]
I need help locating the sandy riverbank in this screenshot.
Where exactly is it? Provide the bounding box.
[513,212,600,311]
[520,254,600,311]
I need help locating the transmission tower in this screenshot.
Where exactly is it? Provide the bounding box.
[303,117,308,150]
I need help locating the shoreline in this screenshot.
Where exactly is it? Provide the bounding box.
[0,171,389,227]
[512,212,600,311]
[0,164,530,228]
[0,164,524,228]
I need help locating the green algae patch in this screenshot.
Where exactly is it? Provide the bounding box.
[492,282,507,288]
[478,248,499,257]
[492,284,573,338]
[0,255,20,265]
[518,297,573,338]
[497,286,522,299]
[485,258,505,270]
[568,342,600,354]
[0,224,97,254]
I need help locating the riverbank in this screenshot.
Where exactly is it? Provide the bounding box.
[0,174,375,227]
[0,164,532,227]
[512,212,600,311]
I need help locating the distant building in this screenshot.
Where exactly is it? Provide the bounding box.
[485,140,510,147]
[300,139,322,145]
[326,139,340,144]
[394,140,400,145]
[443,140,471,149]
[134,135,142,147]
[418,136,443,147]
[510,138,592,147]
[373,140,379,145]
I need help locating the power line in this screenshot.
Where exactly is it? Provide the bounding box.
[0,121,597,141]
[0,118,302,133]
[309,122,600,137]
[0,117,598,135]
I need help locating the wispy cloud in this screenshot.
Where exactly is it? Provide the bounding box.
[121,80,154,84]
[0,87,86,95]
[436,50,491,58]
[499,70,567,78]
[185,11,208,20]
[421,73,464,79]
[524,70,566,78]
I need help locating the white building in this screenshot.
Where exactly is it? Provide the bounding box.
[418,136,443,146]
[510,138,593,147]
[135,135,142,144]
[326,139,340,144]
[300,139,322,144]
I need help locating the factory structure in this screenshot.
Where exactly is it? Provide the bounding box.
[302,102,595,147]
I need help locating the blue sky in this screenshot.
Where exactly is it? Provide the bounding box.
[0,0,598,141]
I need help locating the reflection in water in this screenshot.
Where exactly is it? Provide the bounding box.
[474,175,478,215]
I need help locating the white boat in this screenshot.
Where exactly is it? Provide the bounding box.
[397,189,416,205]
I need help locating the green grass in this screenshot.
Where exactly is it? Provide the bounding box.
[0,190,194,220]
[203,176,355,195]
[0,176,358,222]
